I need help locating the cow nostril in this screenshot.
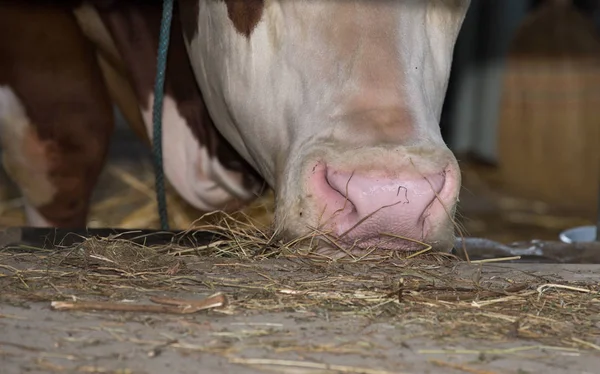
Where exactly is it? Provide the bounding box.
[325,170,357,215]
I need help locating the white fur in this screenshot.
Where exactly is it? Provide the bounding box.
[139,94,255,211]
[0,86,57,220]
[24,199,53,227]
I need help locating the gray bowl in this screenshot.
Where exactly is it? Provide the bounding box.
[559,225,598,243]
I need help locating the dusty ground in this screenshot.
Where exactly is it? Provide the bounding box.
[1,115,600,374]
[1,248,600,374]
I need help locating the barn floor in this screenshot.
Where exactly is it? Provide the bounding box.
[1,118,599,373]
[1,252,599,374]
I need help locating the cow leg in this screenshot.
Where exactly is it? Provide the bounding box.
[0,3,114,228]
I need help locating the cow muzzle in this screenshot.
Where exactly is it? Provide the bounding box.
[276,146,461,253]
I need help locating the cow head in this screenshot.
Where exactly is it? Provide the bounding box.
[180,0,470,253]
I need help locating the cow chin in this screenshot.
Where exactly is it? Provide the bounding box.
[273,145,461,256]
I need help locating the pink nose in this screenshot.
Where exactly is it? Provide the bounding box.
[309,165,448,249]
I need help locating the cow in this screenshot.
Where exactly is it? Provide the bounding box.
[0,0,264,227]
[0,0,470,254]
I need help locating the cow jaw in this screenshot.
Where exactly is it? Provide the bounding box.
[182,0,470,253]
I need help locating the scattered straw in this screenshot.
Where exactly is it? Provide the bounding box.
[468,256,522,264]
[537,283,595,295]
[51,293,228,314]
[229,357,403,374]
[571,337,600,352]
[429,360,500,374]
[0,211,598,355]
[417,345,582,356]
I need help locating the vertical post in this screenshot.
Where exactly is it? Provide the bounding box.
[594,0,600,242]
[596,180,600,241]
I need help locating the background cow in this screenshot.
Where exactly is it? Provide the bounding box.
[0,0,263,227]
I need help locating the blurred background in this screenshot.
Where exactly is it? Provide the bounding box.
[1,0,599,244]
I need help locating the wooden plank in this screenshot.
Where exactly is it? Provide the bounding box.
[0,226,220,249]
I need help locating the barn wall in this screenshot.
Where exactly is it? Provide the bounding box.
[445,0,531,163]
[445,0,600,163]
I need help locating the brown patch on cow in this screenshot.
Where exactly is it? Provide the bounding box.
[222,0,265,37]
[95,1,264,194]
[180,0,264,41]
[73,3,150,145]
[97,52,151,146]
[73,2,127,74]
[179,0,200,43]
[0,2,114,227]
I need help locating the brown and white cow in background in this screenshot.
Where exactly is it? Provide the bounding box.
[0,0,264,227]
[0,0,470,254]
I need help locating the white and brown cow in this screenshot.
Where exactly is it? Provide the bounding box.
[0,0,470,253]
[0,0,264,227]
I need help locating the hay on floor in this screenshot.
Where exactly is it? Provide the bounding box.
[0,218,598,354]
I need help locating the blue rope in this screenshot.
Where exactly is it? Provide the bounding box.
[152,0,174,230]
